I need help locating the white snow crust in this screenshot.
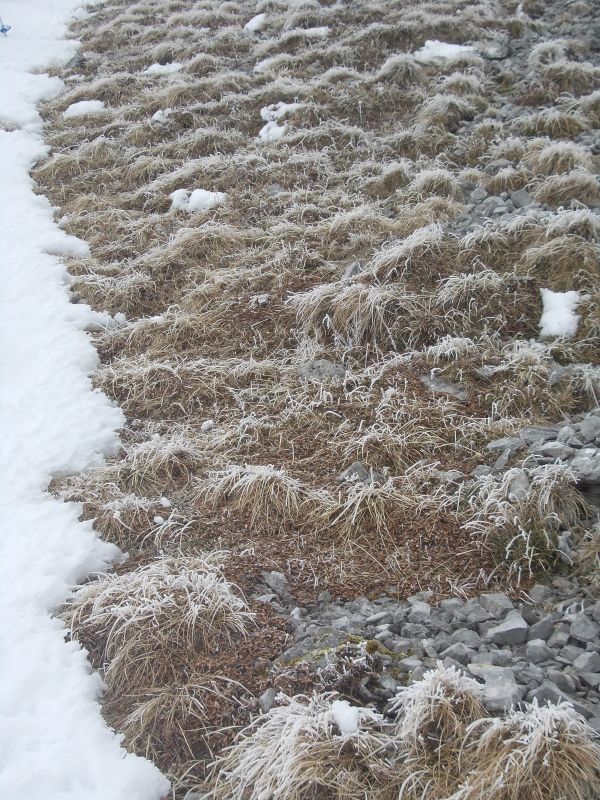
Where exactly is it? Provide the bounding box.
[539,288,581,338]
[330,699,360,735]
[170,188,227,211]
[144,61,183,75]
[0,3,169,798]
[414,39,474,64]
[244,13,266,32]
[63,99,106,118]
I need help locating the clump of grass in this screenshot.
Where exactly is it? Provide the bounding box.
[403,168,462,201]
[454,701,600,800]
[204,692,395,800]
[195,464,307,526]
[457,461,589,579]
[62,554,252,694]
[114,429,207,489]
[525,141,593,175]
[390,662,486,799]
[531,169,600,207]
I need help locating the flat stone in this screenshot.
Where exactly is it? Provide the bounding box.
[570,614,600,643]
[261,571,290,598]
[420,375,468,402]
[559,644,585,662]
[298,359,346,383]
[486,436,525,453]
[510,189,533,208]
[526,639,553,663]
[528,615,555,641]
[365,611,392,625]
[338,461,384,486]
[531,441,574,460]
[487,610,528,645]
[529,681,592,719]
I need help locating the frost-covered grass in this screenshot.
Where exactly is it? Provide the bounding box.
[62,554,252,693]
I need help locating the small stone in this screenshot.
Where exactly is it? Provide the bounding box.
[531,441,574,460]
[261,571,290,598]
[558,645,585,662]
[365,611,392,625]
[408,601,431,623]
[250,293,270,307]
[338,461,385,486]
[450,628,482,648]
[397,656,423,673]
[526,639,553,663]
[570,452,600,482]
[547,629,570,649]
[440,642,475,665]
[487,610,529,645]
[528,615,555,642]
[469,664,522,712]
[484,159,513,175]
[472,465,493,478]
[440,598,464,614]
[401,623,429,639]
[510,189,533,208]
[570,614,600,643]
[298,359,346,383]
[259,688,279,713]
[546,669,577,693]
[420,375,468,402]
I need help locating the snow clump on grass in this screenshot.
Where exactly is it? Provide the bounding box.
[62,99,106,118]
[206,692,394,800]
[539,288,581,338]
[170,188,227,212]
[244,13,266,33]
[414,40,475,65]
[144,62,183,75]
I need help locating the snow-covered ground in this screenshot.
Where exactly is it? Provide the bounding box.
[0,3,167,798]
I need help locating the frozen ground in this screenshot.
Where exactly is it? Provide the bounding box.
[0,2,168,798]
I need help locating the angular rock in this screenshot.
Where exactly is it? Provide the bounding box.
[574,651,600,672]
[526,584,554,604]
[531,441,574,460]
[510,189,533,208]
[469,663,522,712]
[570,614,600,643]
[440,642,476,665]
[259,687,279,713]
[546,669,577,693]
[487,610,528,646]
[580,673,600,690]
[478,593,514,618]
[578,414,600,443]
[527,615,555,642]
[261,571,290,598]
[450,628,482,648]
[486,436,525,453]
[570,451,600,482]
[526,639,553,664]
[529,681,592,719]
[397,656,423,673]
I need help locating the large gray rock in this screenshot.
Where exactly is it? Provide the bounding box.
[487,610,529,645]
[570,614,600,643]
[578,414,600,443]
[478,593,514,618]
[469,663,522,712]
[261,571,291,598]
[510,189,532,208]
[529,681,592,719]
[530,441,574,460]
[526,584,554,604]
[574,651,600,672]
[570,450,600,482]
[526,639,553,663]
[527,615,555,641]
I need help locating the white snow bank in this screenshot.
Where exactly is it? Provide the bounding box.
[330,699,360,735]
[63,99,106,118]
[539,288,581,338]
[170,188,227,211]
[144,62,183,75]
[244,13,266,32]
[0,2,168,799]
[414,40,474,64]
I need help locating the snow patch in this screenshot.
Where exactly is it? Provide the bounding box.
[63,99,106,118]
[170,188,227,212]
[414,40,474,64]
[258,120,287,142]
[144,62,183,75]
[244,12,266,32]
[330,699,360,735]
[0,1,169,798]
[151,107,172,122]
[539,288,581,338]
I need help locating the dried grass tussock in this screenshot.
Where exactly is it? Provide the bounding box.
[39,0,600,793]
[62,554,252,693]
